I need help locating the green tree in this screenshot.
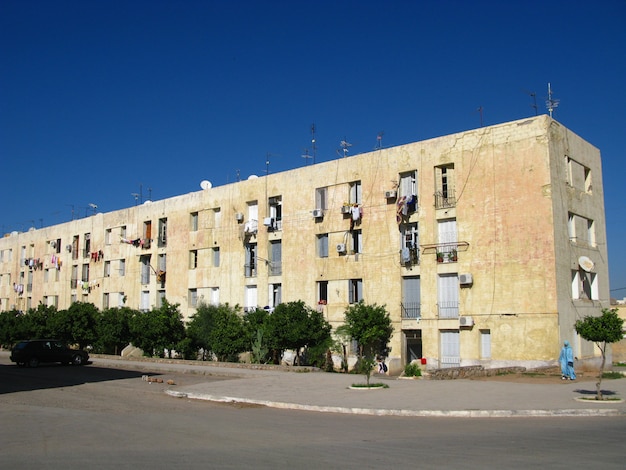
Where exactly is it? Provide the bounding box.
[338,301,393,385]
[575,308,624,400]
[266,301,332,365]
[0,309,30,347]
[23,304,58,339]
[94,307,135,355]
[243,308,271,364]
[129,299,185,357]
[186,303,246,362]
[52,302,99,349]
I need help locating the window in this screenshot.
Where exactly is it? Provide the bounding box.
[400,223,419,265]
[245,285,257,311]
[568,213,595,247]
[317,281,328,304]
[103,292,110,309]
[104,261,111,277]
[212,247,220,267]
[190,212,199,231]
[571,269,598,300]
[399,170,417,212]
[143,221,152,247]
[269,240,282,275]
[349,181,362,205]
[565,156,592,193]
[437,273,459,318]
[349,279,363,304]
[213,208,221,228]
[438,218,458,261]
[435,164,455,208]
[118,292,125,307]
[105,228,112,245]
[81,263,89,282]
[210,287,219,306]
[157,254,166,282]
[440,330,460,368]
[268,196,282,230]
[187,289,198,308]
[157,290,166,307]
[268,283,282,309]
[72,235,79,260]
[247,202,258,232]
[245,243,257,277]
[158,218,167,247]
[481,330,492,359]
[71,265,78,289]
[83,233,91,258]
[120,226,127,239]
[401,276,421,319]
[315,187,328,211]
[351,229,362,254]
[119,259,126,277]
[140,255,151,284]
[189,250,198,269]
[140,290,150,311]
[317,234,329,258]
[44,269,49,283]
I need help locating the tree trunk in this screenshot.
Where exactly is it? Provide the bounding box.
[596,343,606,400]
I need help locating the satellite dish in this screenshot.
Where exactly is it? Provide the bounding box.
[578,256,594,272]
[200,180,212,190]
[248,174,258,180]
[143,200,152,205]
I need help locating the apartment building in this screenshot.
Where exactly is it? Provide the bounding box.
[0,116,609,371]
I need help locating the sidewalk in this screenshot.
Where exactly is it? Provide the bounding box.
[90,356,626,418]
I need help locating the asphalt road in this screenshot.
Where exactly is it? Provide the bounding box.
[1,358,625,469]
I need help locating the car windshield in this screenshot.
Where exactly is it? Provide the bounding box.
[13,342,29,350]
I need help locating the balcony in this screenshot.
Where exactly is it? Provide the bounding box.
[438,301,459,319]
[268,262,282,276]
[434,191,456,209]
[401,301,421,319]
[421,241,469,263]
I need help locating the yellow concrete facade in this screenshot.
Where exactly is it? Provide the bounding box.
[0,116,609,371]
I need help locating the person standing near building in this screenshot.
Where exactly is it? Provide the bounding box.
[559,341,576,380]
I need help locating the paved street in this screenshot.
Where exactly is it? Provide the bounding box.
[1,354,626,468]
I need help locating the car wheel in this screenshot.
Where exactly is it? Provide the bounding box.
[71,354,84,366]
[28,357,39,368]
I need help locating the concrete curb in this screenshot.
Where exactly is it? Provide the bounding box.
[165,389,626,418]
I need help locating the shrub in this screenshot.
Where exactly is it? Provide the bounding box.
[404,362,422,377]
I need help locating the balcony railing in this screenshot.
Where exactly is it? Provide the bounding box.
[434,191,456,209]
[268,262,282,276]
[401,301,421,319]
[244,263,257,277]
[438,301,459,319]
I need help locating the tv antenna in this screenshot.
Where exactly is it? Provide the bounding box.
[477,106,484,127]
[301,148,312,166]
[311,124,317,164]
[375,131,384,150]
[546,82,560,118]
[339,138,352,158]
[131,193,140,205]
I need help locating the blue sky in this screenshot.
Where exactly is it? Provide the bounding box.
[1,0,625,295]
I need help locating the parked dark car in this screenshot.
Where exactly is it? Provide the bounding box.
[10,340,89,367]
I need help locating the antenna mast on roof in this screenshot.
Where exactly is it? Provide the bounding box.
[375,131,384,150]
[311,124,317,164]
[340,138,352,158]
[546,82,560,118]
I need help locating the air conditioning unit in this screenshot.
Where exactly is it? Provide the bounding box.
[263,217,274,227]
[66,244,73,253]
[459,316,474,327]
[336,243,347,253]
[235,212,244,222]
[459,273,473,285]
[50,241,56,249]
[312,209,323,218]
[385,190,397,198]
[341,205,351,214]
